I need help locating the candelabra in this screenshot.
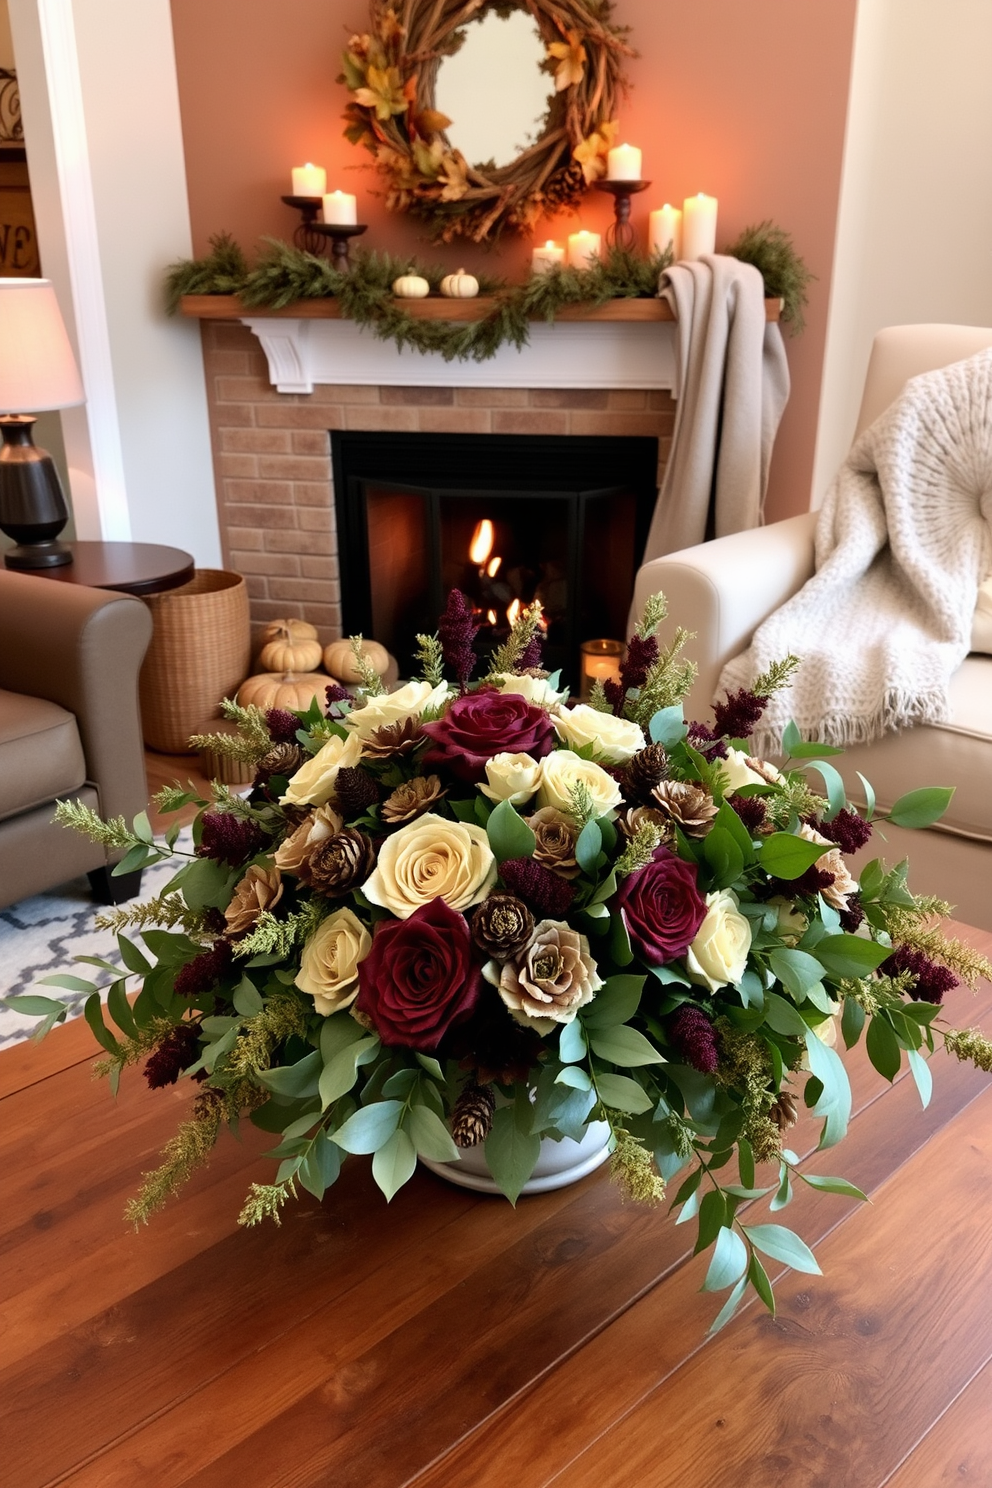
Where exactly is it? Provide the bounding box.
[593,179,651,252]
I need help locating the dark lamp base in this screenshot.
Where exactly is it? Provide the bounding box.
[0,414,73,569]
[4,538,73,569]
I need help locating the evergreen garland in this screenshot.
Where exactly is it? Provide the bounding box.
[166,224,809,362]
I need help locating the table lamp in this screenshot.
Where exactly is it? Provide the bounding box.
[0,277,85,569]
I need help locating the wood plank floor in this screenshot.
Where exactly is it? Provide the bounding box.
[1,923,990,1487]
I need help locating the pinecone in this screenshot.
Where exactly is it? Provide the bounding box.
[361,718,424,759]
[650,780,718,838]
[542,160,585,212]
[255,742,306,783]
[450,1082,496,1148]
[769,1090,799,1133]
[307,828,376,898]
[335,766,381,819]
[470,893,534,961]
[381,774,446,824]
[622,743,670,805]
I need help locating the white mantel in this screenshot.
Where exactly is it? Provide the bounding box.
[241,317,679,396]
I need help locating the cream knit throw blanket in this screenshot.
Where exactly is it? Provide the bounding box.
[719,347,992,753]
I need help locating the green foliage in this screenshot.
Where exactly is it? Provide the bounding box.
[164,231,249,313]
[238,1177,298,1227]
[52,799,133,849]
[414,632,444,686]
[124,1091,224,1226]
[723,221,814,333]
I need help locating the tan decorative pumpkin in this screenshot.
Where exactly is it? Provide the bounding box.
[260,617,318,643]
[440,268,479,299]
[322,637,390,684]
[237,672,329,713]
[258,620,323,673]
[392,273,430,299]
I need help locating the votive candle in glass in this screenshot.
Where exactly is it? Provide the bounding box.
[291,162,326,197]
[681,193,718,261]
[532,240,566,274]
[580,638,624,701]
[567,230,602,269]
[606,143,642,181]
[322,190,358,225]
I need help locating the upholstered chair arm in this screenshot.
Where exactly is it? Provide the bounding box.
[0,570,152,825]
[632,512,817,720]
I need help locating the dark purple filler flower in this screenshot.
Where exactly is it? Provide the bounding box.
[712,688,769,740]
[197,812,267,867]
[668,1005,719,1073]
[173,939,233,999]
[881,944,958,1003]
[728,793,767,834]
[518,633,543,671]
[817,807,873,855]
[265,708,299,743]
[613,845,707,965]
[420,689,556,784]
[144,1022,202,1088]
[500,857,576,919]
[439,588,479,686]
[355,897,482,1051]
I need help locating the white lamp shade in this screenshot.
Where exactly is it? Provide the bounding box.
[0,278,85,412]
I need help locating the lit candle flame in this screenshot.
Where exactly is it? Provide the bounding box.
[486,555,502,578]
[486,609,497,626]
[469,519,495,566]
[507,598,521,626]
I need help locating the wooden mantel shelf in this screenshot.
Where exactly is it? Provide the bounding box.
[179,293,783,324]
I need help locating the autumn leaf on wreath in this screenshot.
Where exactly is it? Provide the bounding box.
[354,65,409,120]
[380,8,406,49]
[574,120,618,184]
[547,31,587,91]
[340,49,368,91]
[414,109,453,137]
[438,150,470,202]
[412,137,445,180]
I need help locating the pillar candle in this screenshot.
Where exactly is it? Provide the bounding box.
[649,204,682,262]
[681,193,718,261]
[531,240,566,274]
[322,190,358,226]
[566,230,602,269]
[291,163,326,197]
[580,639,623,701]
[606,143,642,181]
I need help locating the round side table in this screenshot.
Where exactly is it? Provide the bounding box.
[29,541,195,596]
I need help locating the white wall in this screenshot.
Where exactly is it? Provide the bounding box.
[8,0,221,564]
[813,0,992,505]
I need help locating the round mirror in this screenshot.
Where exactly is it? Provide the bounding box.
[435,10,551,171]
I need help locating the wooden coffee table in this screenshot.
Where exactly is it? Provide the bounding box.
[2,923,991,1487]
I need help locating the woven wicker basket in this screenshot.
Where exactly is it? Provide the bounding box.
[139,570,251,754]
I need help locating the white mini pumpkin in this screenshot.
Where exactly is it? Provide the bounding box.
[322,637,390,684]
[440,268,479,299]
[392,274,430,299]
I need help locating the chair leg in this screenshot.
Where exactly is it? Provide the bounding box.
[88,866,144,905]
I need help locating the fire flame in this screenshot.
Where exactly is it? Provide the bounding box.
[486,609,498,625]
[486,555,502,578]
[469,519,495,566]
[506,598,521,626]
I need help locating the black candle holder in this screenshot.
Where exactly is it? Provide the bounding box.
[281,195,325,254]
[309,222,368,271]
[593,179,651,252]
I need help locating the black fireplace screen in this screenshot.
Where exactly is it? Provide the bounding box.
[331,432,658,680]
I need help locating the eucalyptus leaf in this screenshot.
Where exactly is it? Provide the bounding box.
[758,832,831,880]
[649,704,686,747]
[588,1024,664,1067]
[866,1014,902,1082]
[885,785,954,830]
[575,818,602,876]
[486,798,536,863]
[484,1105,541,1205]
[907,1047,933,1108]
[595,1073,653,1114]
[558,1017,587,1064]
[555,1065,592,1090]
[798,1173,868,1202]
[331,1099,403,1154]
[256,1048,322,1100]
[371,1127,417,1201]
[702,1224,748,1291]
[406,1104,460,1162]
[743,1223,822,1275]
[582,974,645,1029]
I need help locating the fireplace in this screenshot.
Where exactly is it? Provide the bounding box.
[331,432,658,678]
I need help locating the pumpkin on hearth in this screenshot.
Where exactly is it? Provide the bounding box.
[322,638,390,685]
[237,672,330,714]
[439,268,479,299]
[258,620,323,673]
[391,273,430,299]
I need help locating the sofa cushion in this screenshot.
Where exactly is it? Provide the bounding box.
[839,656,992,842]
[0,687,87,823]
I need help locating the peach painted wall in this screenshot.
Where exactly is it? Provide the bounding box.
[170,0,857,523]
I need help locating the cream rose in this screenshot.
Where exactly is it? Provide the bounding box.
[536,749,623,816]
[295,906,372,1016]
[553,704,645,765]
[344,679,450,742]
[281,730,363,808]
[479,752,544,805]
[362,811,496,919]
[685,889,753,993]
[719,748,768,793]
[495,672,569,709]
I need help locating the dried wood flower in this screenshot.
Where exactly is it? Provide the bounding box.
[224,865,283,937]
[308,829,377,898]
[650,781,718,838]
[470,893,534,961]
[381,774,446,823]
[360,717,425,758]
[528,807,581,879]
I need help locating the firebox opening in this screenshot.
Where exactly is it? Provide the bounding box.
[332,432,658,681]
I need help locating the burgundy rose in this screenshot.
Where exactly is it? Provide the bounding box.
[614,844,707,966]
[420,689,556,784]
[355,897,482,1050]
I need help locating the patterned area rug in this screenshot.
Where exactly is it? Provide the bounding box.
[0,831,193,1051]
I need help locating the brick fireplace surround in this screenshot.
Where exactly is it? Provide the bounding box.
[201,321,676,645]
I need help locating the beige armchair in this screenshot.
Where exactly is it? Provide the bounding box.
[632,324,992,931]
[0,568,153,909]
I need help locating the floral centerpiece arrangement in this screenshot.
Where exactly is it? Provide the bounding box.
[16,591,992,1331]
